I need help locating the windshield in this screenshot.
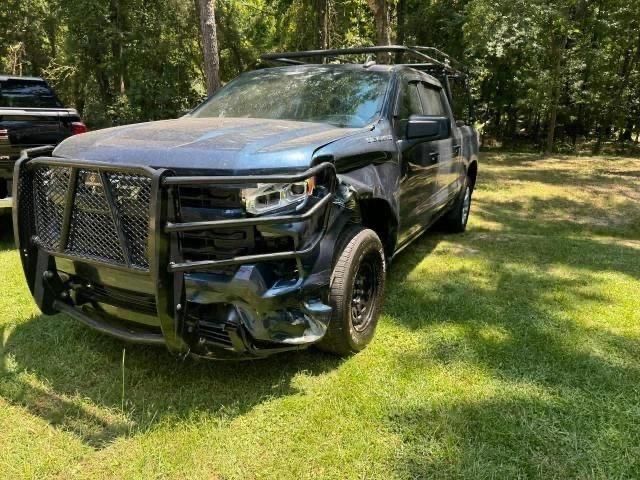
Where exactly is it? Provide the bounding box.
[192,67,390,128]
[0,80,62,108]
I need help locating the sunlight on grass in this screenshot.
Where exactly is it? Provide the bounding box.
[1,152,639,478]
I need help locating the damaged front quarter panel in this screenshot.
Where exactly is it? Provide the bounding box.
[313,119,402,257]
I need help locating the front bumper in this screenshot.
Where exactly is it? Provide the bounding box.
[13,148,345,359]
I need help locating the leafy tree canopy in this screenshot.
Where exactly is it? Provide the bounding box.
[1,0,638,152]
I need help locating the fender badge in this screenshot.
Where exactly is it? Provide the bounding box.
[366,135,393,143]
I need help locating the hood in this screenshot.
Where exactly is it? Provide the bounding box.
[53,117,364,174]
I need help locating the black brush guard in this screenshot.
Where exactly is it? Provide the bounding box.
[13,147,338,357]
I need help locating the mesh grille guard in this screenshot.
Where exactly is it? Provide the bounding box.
[29,162,153,270]
[13,151,337,355]
[16,155,336,275]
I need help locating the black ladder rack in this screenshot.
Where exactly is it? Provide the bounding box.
[260,45,468,78]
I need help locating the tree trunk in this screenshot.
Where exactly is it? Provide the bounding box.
[110,0,126,95]
[73,74,86,117]
[620,124,633,142]
[45,16,57,61]
[593,29,639,153]
[396,0,405,44]
[617,31,640,144]
[366,0,391,62]
[545,35,566,155]
[197,0,221,96]
[216,3,246,74]
[532,110,542,146]
[395,0,405,62]
[506,104,517,140]
[90,49,114,108]
[316,0,329,50]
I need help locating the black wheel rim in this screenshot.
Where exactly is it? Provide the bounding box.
[351,252,381,332]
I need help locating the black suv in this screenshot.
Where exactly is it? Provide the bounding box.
[13,47,479,359]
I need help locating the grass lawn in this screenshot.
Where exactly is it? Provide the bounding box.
[1,152,639,479]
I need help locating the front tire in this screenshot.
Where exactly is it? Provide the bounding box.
[317,226,386,356]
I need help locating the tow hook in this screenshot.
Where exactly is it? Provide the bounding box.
[43,270,70,301]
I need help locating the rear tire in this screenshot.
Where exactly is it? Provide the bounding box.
[439,177,472,233]
[317,225,386,356]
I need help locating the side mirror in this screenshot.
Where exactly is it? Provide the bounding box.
[406,115,451,141]
[456,120,466,128]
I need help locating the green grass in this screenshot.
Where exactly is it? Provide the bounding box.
[1,152,640,479]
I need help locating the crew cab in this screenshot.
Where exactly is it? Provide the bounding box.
[13,46,478,359]
[0,75,86,213]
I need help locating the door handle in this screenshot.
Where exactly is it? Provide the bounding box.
[429,152,440,162]
[453,145,461,156]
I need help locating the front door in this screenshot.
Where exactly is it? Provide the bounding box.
[396,79,441,246]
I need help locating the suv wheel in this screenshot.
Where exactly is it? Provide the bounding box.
[317,225,386,356]
[440,177,472,233]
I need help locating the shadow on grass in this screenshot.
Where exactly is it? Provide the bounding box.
[380,152,640,476]
[2,152,639,474]
[383,206,640,475]
[390,389,640,478]
[478,151,546,166]
[476,195,640,239]
[0,316,342,448]
[480,162,640,193]
[475,157,640,240]
[384,258,640,476]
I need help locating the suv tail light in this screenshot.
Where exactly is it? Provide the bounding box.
[71,122,88,135]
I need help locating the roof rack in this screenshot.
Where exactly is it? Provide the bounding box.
[260,45,468,79]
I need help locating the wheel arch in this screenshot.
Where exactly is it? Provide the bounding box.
[467,160,478,192]
[335,161,401,259]
[357,197,398,258]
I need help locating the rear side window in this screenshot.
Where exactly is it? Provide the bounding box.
[0,80,62,108]
[418,84,447,116]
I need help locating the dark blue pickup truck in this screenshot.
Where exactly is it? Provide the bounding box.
[13,46,478,359]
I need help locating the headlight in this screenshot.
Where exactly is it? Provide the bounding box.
[242,178,315,215]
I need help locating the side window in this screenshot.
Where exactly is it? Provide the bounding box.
[396,81,423,136]
[418,83,447,116]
